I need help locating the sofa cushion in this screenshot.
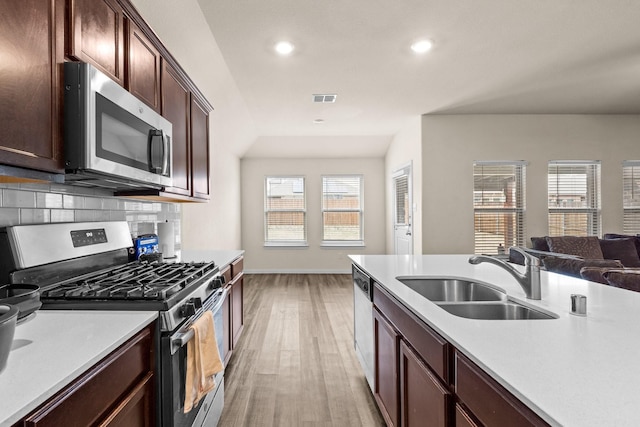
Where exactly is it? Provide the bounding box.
[530,237,550,252]
[542,256,622,278]
[579,267,611,284]
[603,233,640,258]
[603,269,640,292]
[599,238,640,267]
[545,236,604,259]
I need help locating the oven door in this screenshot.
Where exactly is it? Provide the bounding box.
[161,287,227,427]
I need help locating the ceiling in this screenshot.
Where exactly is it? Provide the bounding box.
[196,0,640,158]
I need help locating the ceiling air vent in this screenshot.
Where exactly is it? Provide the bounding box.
[312,94,337,103]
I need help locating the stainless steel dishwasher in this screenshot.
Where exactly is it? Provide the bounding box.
[353,264,374,391]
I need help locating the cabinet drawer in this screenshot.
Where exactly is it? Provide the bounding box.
[221,266,232,288]
[373,283,449,382]
[455,352,549,427]
[22,326,153,427]
[231,257,244,280]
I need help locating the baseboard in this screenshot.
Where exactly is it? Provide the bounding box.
[244,269,351,275]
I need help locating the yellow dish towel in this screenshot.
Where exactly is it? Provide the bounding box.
[184,310,224,413]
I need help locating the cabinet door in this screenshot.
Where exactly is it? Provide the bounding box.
[68,0,125,85]
[223,290,232,365]
[0,0,64,173]
[231,273,244,348]
[374,308,400,427]
[190,95,211,199]
[399,340,451,427]
[127,19,161,112]
[161,61,191,196]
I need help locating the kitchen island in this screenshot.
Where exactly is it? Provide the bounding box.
[0,310,157,426]
[350,254,640,427]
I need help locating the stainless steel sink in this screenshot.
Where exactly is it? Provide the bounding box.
[437,302,558,320]
[396,277,506,302]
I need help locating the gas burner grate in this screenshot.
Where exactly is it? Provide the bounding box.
[40,261,217,302]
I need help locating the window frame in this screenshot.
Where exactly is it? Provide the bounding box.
[623,160,640,234]
[473,160,527,255]
[321,174,365,247]
[547,160,601,237]
[264,176,308,247]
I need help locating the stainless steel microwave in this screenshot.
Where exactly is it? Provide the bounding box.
[63,62,172,189]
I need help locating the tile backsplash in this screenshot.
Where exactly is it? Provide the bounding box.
[0,182,181,248]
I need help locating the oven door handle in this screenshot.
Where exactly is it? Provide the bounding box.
[171,287,228,354]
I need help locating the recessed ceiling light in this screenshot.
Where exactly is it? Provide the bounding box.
[275,41,294,56]
[410,39,433,54]
[313,119,325,124]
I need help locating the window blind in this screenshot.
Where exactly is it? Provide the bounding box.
[547,161,601,236]
[264,176,306,243]
[623,161,640,233]
[394,174,409,226]
[473,161,526,254]
[322,175,363,242]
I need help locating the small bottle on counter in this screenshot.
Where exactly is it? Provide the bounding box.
[497,243,505,255]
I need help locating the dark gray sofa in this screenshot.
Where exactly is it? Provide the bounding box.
[508,234,640,289]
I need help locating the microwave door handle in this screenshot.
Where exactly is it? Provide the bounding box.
[161,133,170,176]
[147,130,163,174]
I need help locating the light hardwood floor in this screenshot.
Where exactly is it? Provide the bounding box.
[219,274,385,427]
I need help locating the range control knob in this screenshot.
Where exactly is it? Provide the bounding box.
[180,302,196,317]
[211,276,226,289]
[192,297,203,309]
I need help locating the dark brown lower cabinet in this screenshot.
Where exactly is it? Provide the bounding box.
[231,273,244,348]
[400,340,450,427]
[373,307,400,427]
[455,352,549,427]
[222,289,232,365]
[13,324,155,427]
[368,277,551,427]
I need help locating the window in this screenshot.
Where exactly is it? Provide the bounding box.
[322,175,363,245]
[548,161,601,236]
[264,177,306,245]
[623,161,640,233]
[473,161,526,254]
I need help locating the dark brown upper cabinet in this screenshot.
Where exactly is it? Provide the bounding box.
[190,95,211,200]
[161,61,192,197]
[0,0,65,175]
[67,0,125,86]
[126,18,161,113]
[0,0,211,195]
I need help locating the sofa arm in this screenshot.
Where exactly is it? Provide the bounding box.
[508,247,583,266]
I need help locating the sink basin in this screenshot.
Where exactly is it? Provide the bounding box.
[396,277,505,302]
[437,302,558,320]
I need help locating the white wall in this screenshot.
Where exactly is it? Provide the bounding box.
[421,114,640,254]
[384,116,423,254]
[131,0,257,250]
[241,158,386,273]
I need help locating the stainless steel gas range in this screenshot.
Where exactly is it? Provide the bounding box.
[0,221,226,427]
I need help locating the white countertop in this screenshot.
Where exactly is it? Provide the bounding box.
[179,249,244,270]
[0,311,157,427]
[350,254,640,427]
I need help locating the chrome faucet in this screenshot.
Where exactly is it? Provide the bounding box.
[468,247,541,300]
